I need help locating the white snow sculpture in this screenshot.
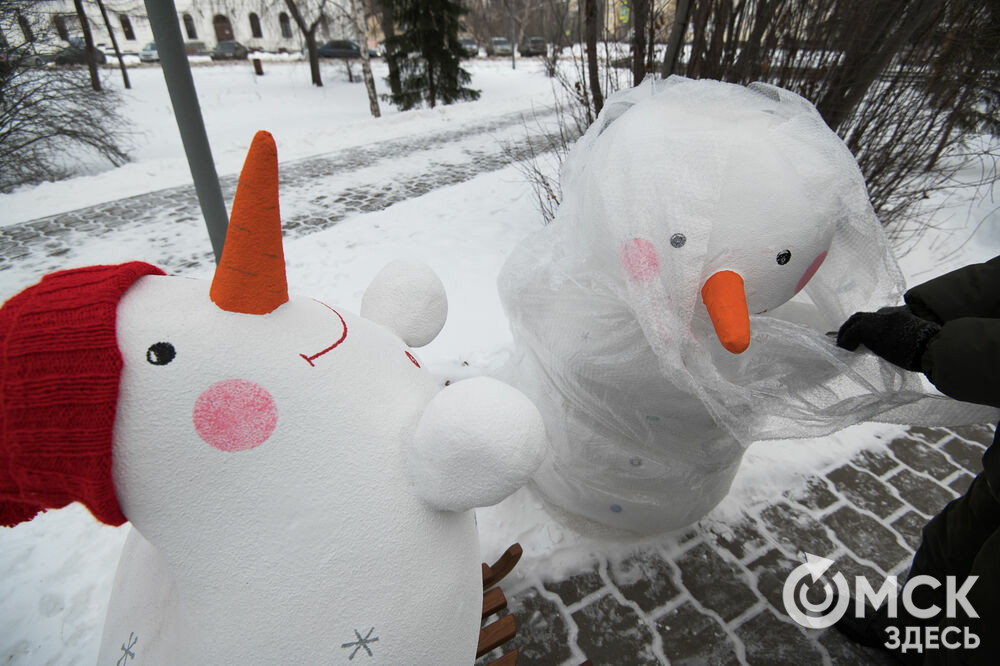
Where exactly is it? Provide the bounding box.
[70,132,546,664]
[499,77,996,535]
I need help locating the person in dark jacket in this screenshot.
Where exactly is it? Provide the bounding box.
[834,255,1000,665]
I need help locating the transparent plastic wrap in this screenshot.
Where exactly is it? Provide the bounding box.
[499,77,998,534]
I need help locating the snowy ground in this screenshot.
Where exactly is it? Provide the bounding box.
[1,57,998,665]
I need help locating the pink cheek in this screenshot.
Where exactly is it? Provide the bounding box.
[620,238,660,282]
[193,379,278,452]
[795,251,828,294]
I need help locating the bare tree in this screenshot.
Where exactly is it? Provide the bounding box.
[285,0,329,86]
[347,0,379,116]
[1,1,128,192]
[71,0,100,91]
[584,0,602,114]
[630,0,649,86]
[94,0,129,89]
[661,0,692,78]
[376,0,401,98]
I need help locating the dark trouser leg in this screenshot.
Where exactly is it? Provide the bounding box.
[905,474,1000,622]
[925,526,1000,665]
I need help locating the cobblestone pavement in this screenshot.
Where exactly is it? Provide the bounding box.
[481,424,996,665]
[0,105,560,280]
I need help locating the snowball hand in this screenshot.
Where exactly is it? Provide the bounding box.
[409,377,547,511]
[836,305,941,372]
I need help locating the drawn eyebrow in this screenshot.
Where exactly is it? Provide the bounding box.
[300,300,348,367]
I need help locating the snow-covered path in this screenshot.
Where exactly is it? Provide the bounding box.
[1,103,560,282]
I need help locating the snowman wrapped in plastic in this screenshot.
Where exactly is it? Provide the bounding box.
[499,77,991,535]
[0,132,546,664]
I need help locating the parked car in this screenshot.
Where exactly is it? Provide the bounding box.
[519,36,547,57]
[211,40,249,61]
[185,41,209,56]
[458,37,478,57]
[486,37,512,56]
[139,42,158,63]
[53,37,107,65]
[317,40,377,59]
[0,37,44,73]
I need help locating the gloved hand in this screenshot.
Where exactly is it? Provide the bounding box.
[836,304,941,372]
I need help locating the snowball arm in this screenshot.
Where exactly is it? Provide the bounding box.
[361,260,448,348]
[409,377,547,511]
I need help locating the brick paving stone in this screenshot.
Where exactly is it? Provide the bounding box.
[891,510,929,551]
[822,506,910,572]
[607,551,682,613]
[675,543,759,622]
[909,426,950,444]
[851,448,899,477]
[504,587,572,666]
[949,424,996,447]
[940,437,987,472]
[543,568,605,607]
[677,528,699,544]
[832,552,889,593]
[827,464,904,518]
[735,609,823,666]
[746,549,800,613]
[786,475,839,511]
[571,594,659,665]
[760,501,837,558]
[949,472,975,496]
[656,601,741,665]
[888,438,959,481]
[709,519,769,561]
[887,469,956,518]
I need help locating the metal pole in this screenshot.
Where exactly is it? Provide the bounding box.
[144,0,228,263]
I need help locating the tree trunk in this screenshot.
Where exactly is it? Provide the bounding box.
[661,0,692,78]
[379,0,401,98]
[285,0,323,86]
[646,2,658,74]
[584,0,602,115]
[427,57,436,108]
[631,0,649,86]
[351,0,380,117]
[95,0,129,89]
[72,0,100,91]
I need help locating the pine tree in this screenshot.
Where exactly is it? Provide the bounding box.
[384,0,479,110]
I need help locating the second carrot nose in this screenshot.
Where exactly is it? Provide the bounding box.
[701,270,751,354]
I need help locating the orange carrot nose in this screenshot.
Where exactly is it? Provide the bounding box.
[701,270,750,354]
[210,131,288,315]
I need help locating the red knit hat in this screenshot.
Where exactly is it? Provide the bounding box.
[0,261,165,527]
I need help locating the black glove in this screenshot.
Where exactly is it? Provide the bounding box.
[836,304,941,372]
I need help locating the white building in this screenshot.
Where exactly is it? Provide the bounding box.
[18,1,353,55]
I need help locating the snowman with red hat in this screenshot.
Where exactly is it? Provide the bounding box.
[1,131,547,664]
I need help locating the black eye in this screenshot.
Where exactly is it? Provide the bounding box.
[670,233,687,248]
[776,250,791,265]
[146,342,176,366]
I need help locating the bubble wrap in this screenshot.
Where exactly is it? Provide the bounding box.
[498,77,998,534]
